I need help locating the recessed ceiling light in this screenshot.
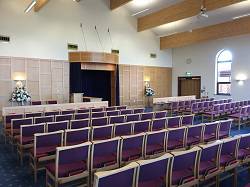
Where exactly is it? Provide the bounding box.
[131,0,153,7]
[24,0,37,13]
[233,13,250,20]
[131,8,150,16]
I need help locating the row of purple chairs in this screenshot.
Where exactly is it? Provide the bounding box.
[45,126,246,187]
[31,100,57,105]
[94,133,250,187]
[27,119,232,183]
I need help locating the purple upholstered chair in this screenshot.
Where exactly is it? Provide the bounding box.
[230,102,236,113]
[178,101,185,113]
[113,122,133,137]
[136,154,173,187]
[181,115,194,126]
[91,117,109,127]
[170,101,179,115]
[46,142,91,187]
[61,109,75,115]
[31,130,64,182]
[197,102,204,113]
[213,100,219,105]
[154,111,167,119]
[65,127,90,146]
[55,114,73,122]
[47,121,69,132]
[188,103,199,115]
[93,162,138,187]
[91,107,104,113]
[235,102,240,111]
[169,147,200,187]
[209,98,215,101]
[46,100,57,105]
[227,98,233,103]
[120,109,133,115]
[133,120,151,134]
[11,118,33,141]
[220,137,239,172]
[218,119,232,139]
[116,105,127,110]
[77,108,90,114]
[198,141,222,181]
[105,106,116,111]
[44,111,60,117]
[34,115,54,124]
[229,106,248,130]
[186,124,203,147]
[151,118,167,131]
[126,114,140,122]
[166,116,181,128]
[141,112,154,121]
[240,101,245,107]
[91,125,114,141]
[109,115,126,124]
[120,134,145,165]
[18,123,46,165]
[166,127,186,151]
[219,100,224,104]
[224,103,232,114]
[237,133,250,164]
[133,108,145,114]
[74,112,90,120]
[92,112,106,118]
[184,100,191,111]
[70,119,90,129]
[202,101,210,112]
[203,122,219,143]
[25,112,43,118]
[218,104,226,116]
[107,110,120,117]
[31,101,42,105]
[202,104,220,122]
[144,130,167,158]
[91,138,120,172]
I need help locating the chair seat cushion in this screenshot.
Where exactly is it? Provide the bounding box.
[146,144,164,155]
[220,155,237,167]
[238,149,250,160]
[46,161,86,178]
[172,169,194,185]
[204,134,216,142]
[122,148,141,161]
[31,145,58,158]
[66,140,87,146]
[167,140,183,150]
[138,178,163,187]
[199,161,217,175]
[15,135,34,145]
[219,131,229,139]
[93,154,117,168]
[187,136,200,146]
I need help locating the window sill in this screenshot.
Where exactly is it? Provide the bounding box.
[214,94,231,96]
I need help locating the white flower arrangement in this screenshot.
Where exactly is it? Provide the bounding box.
[145,85,155,97]
[10,85,31,103]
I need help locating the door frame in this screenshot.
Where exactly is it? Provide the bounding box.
[178,76,201,98]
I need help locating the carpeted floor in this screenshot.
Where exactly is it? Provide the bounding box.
[0,118,250,187]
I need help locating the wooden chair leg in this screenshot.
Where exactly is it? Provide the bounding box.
[216,175,220,187]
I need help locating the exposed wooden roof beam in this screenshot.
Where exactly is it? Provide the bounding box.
[34,0,49,12]
[138,0,245,32]
[110,0,132,10]
[160,16,250,49]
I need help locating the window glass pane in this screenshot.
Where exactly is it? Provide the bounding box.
[217,62,231,82]
[217,50,232,62]
[218,83,231,94]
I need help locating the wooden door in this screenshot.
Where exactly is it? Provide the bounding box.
[178,76,201,99]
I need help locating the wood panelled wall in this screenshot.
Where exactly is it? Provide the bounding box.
[0,56,69,112]
[119,64,172,107]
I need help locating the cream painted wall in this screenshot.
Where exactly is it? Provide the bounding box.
[0,0,172,67]
[172,34,250,101]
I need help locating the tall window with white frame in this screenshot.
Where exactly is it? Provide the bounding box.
[216,50,232,95]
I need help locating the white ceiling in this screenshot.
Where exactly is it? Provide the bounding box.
[124,0,250,37]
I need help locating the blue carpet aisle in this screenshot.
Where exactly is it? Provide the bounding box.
[0,118,250,187]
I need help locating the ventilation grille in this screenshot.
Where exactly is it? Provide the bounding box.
[0,35,10,43]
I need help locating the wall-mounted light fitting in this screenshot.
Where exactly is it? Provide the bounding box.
[235,74,247,86]
[12,72,26,88]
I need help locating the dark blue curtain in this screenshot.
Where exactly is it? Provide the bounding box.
[70,63,82,93]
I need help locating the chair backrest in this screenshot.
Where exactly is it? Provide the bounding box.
[166,127,187,151]
[169,147,201,186]
[91,137,120,170]
[93,162,138,187]
[74,112,90,120]
[11,118,33,136]
[133,108,144,114]
[91,117,109,127]
[120,109,133,115]
[181,115,194,126]
[186,124,203,147]
[221,137,239,156]
[31,101,42,105]
[116,105,127,110]
[34,116,54,124]
[34,131,64,157]
[91,107,104,113]
[44,111,60,116]
[20,123,46,145]
[46,100,57,104]
[107,110,120,117]
[92,125,114,141]
[55,142,91,179]
[240,106,248,115]
[92,112,106,118]
[218,119,232,139]
[203,121,219,142]
[151,118,167,131]
[113,122,133,137]
[154,111,167,119]
[64,127,90,146]
[61,109,75,115]
[25,112,43,118]
[47,121,69,132]
[126,114,140,122]
[140,112,154,121]
[77,108,90,114]
[136,154,173,187]
[105,106,116,111]
[167,116,181,128]
[70,119,90,129]
[133,120,151,134]
[55,114,73,122]
[109,115,126,124]
[5,113,24,124]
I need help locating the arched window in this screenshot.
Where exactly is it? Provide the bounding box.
[216,50,232,95]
